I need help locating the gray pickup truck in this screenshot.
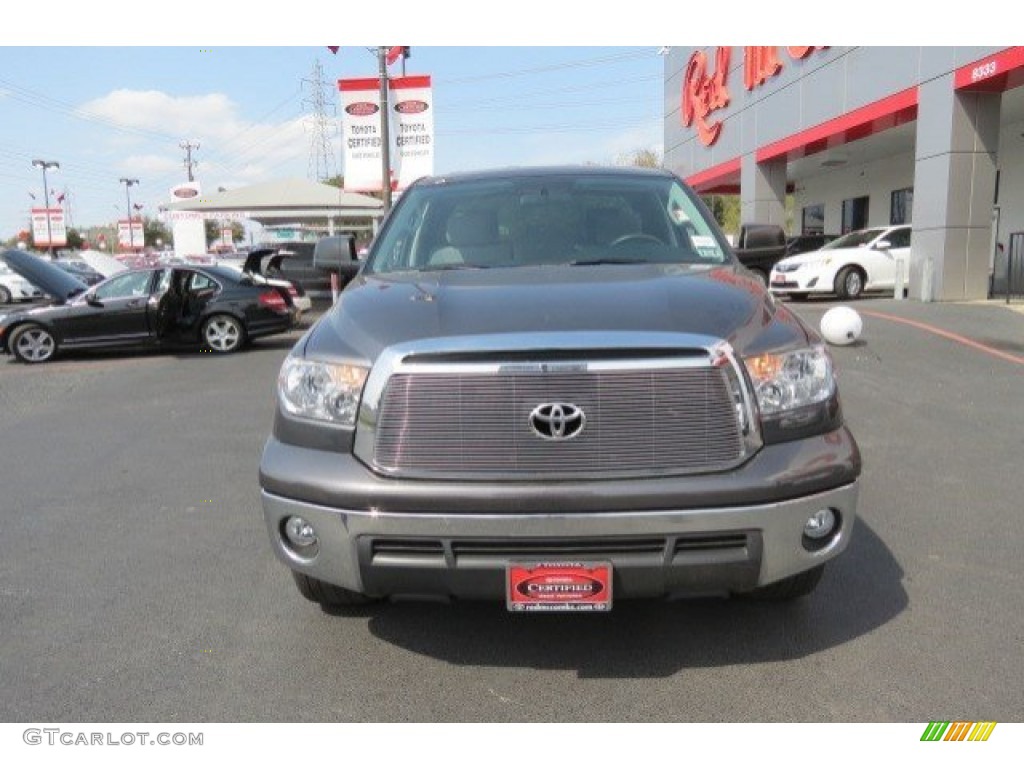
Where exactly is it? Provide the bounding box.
[259,166,861,612]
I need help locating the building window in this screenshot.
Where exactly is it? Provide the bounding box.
[802,204,825,235]
[891,187,913,225]
[841,196,869,233]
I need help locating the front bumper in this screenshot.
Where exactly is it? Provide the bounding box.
[769,270,829,293]
[261,428,861,600]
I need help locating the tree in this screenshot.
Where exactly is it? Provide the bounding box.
[204,220,244,248]
[65,228,84,250]
[143,217,172,249]
[616,148,662,168]
[701,194,741,237]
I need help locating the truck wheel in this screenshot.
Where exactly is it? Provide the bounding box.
[744,564,824,601]
[835,267,865,300]
[291,571,376,607]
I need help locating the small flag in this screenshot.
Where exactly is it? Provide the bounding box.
[385,46,408,66]
[327,46,340,54]
[56,191,66,204]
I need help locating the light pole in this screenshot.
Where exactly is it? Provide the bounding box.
[32,159,59,256]
[120,178,140,251]
[377,46,392,212]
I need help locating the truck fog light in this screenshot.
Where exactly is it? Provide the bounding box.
[803,508,837,541]
[284,516,318,548]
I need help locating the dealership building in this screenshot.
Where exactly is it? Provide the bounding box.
[664,46,1024,300]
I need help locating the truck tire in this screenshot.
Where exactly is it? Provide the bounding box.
[744,564,824,601]
[291,571,376,607]
[835,267,865,300]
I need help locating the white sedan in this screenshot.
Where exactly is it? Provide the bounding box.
[770,225,911,300]
[0,263,43,304]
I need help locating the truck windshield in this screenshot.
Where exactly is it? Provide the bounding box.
[364,173,730,274]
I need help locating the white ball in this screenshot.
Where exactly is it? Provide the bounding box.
[820,306,863,346]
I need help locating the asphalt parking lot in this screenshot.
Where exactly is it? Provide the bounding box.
[0,298,1021,722]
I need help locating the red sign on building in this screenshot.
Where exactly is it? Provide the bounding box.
[683,46,828,146]
[681,47,732,147]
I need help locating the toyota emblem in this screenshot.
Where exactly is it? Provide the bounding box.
[529,403,586,440]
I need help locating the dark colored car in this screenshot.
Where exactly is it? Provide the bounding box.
[0,249,296,364]
[53,260,105,286]
[785,233,839,257]
[259,166,861,611]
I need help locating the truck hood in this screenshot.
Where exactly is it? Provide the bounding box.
[306,263,813,362]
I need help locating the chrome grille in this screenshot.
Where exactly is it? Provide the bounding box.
[371,365,744,477]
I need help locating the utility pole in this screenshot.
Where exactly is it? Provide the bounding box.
[378,46,392,211]
[32,159,59,257]
[63,187,73,230]
[120,178,140,251]
[180,141,200,182]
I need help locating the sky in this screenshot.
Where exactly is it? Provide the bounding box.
[0,1,1003,239]
[0,45,664,238]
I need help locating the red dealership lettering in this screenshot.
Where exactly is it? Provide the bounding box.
[682,47,731,147]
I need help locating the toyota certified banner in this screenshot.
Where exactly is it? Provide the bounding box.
[118,218,144,250]
[30,207,67,247]
[340,77,385,192]
[391,75,434,191]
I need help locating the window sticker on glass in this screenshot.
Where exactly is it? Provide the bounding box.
[691,234,723,260]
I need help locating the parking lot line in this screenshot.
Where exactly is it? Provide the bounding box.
[859,309,1024,368]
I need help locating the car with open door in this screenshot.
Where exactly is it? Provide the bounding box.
[0,249,296,364]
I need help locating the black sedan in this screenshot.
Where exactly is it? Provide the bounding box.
[53,259,105,286]
[0,249,297,364]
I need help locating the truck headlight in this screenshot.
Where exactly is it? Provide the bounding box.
[278,357,369,426]
[744,345,835,416]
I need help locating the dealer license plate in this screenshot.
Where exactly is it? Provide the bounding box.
[506,562,612,612]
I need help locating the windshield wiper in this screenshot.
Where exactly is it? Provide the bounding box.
[569,258,654,266]
[416,263,493,272]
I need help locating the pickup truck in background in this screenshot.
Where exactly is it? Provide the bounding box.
[733,224,787,285]
[312,235,363,294]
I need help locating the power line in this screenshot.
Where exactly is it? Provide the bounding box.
[439,49,654,86]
